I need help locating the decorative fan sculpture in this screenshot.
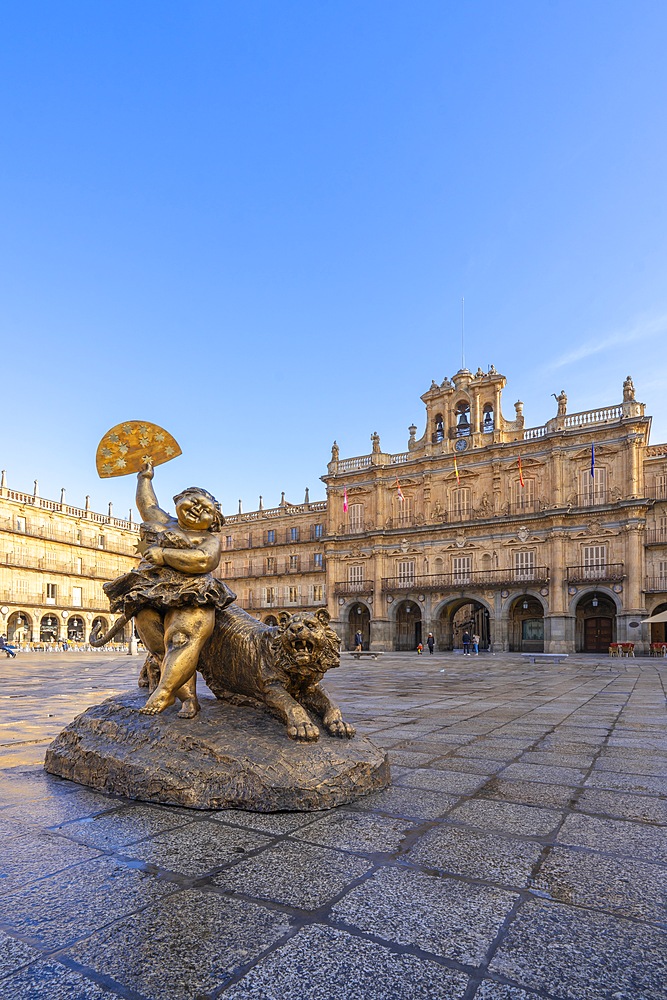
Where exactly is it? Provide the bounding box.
[95,421,182,478]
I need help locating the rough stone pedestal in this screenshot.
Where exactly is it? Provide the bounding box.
[44,692,390,812]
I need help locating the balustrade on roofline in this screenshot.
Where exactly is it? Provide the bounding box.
[3,489,137,531]
[225,499,328,525]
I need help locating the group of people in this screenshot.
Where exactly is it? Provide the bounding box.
[461,630,480,655]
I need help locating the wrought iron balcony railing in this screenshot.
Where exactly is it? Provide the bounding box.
[333,581,375,597]
[381,567,550,593]
[566,563,624,584]
[645,576,667,593]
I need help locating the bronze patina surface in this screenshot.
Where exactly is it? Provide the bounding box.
[95,421,182,478]
[44,692,389,811]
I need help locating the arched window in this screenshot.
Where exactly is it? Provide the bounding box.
[455,401,471,436]
[482,403,494,433]
[433,413,444,443]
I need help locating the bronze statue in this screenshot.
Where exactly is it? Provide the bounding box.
[196,607,355,741]
[93,463,235,718]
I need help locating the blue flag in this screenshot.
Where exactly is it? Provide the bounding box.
[590,443,595,478]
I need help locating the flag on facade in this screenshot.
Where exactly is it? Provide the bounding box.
[590,444,595,478]
[518,456,525,488]
[343,487,348,512]
[454,457,460,483]
[396,478,405,502]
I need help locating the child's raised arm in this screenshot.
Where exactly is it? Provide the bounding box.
[136,463,170,524]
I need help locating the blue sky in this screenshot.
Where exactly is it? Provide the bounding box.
[2,1,666,518]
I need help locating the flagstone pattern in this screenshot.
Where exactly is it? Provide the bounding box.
[0,649,665,999]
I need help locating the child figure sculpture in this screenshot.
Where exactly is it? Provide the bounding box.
[104,463,235,718]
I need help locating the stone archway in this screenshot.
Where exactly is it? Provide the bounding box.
[68,616,85,642]
[508,595,545,652]
[395,600,422,651]
[575,592,617,652]
[437,598,491,651]
[263,615,278,626]
[8,611,32,644]
[40,614,59,643]
[648,602,667,644]
[92,616,108,641]
[348,602,371,650]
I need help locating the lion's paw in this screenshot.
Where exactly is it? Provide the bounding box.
[325,718,356,739]
[288,720,320,742]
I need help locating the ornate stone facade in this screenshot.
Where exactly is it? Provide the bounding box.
[0,476,139,646]
[224,369,667,655]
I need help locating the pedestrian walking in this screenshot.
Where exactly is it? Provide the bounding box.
[426,632,435,654]
[472,633,480,655]
[354,629,363,653]
[462,630,471,655]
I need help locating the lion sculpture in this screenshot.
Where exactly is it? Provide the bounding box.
[129,604,354,742]
[196,605,355,742]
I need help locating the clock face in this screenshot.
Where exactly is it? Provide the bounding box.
[455,438,468,452]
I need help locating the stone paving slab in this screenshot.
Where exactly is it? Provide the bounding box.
[0,649,665,999]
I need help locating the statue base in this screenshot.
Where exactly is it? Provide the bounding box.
[44,692,390,812]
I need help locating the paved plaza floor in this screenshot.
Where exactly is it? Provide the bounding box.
[0,649,665,999]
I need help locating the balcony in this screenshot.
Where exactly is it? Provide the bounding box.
[566,563,624,585]
[645,529,667,545]
[645,576,667,593]
[333,581,375,597]
[381,567,550,593]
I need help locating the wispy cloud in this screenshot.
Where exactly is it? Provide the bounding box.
[545,312,667,371]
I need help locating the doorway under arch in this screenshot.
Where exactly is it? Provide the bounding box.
[395,600,422,651]
[8,611,32,643]
[648,602,667,644]
[40,614,59,643]
[68,616,85,642]
[508,595,544,652]
[263,614,278,627]
[348,603,371,649]
[576,592,616,652]
[438,598,490,651]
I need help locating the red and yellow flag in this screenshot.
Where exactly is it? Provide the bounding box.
[453,457,460,483]
[518,457,525,488]
[396,477,405,501]
[343,487,348,512]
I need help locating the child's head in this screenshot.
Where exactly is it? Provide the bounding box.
[173,487,224,532]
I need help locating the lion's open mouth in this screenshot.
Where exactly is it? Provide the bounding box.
[291,638,313,655]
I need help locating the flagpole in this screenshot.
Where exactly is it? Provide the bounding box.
[461,297,465,369]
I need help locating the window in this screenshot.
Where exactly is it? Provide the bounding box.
[396,496,413,524]
[288,586,300,604]
[314,523,323,539]
[583,545,606,578]
[98,534,106,549]
[513,478,535,509]
[46,583,57,604]
[658,560,667,584]
[16,516,26,532]
[75,557,82,574]
[289,554,299,571]
[312,584,323,602]
[72,586,82,608]
[580,468,607,506]
[348,564,364,585]
[225,535,233,549]
[265,586,276,605]
[247,533,253,548]
[224,561,232,576]
[349,504,364,532]
[266,556,276,573]
[266,529,276,544]
[290,527,300,542]
[397,560,415,586]
[313,552,324,569]
[514,550,535,581]
[452,556,472,584]
[657,474,667,499]
[451,487,471,517]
